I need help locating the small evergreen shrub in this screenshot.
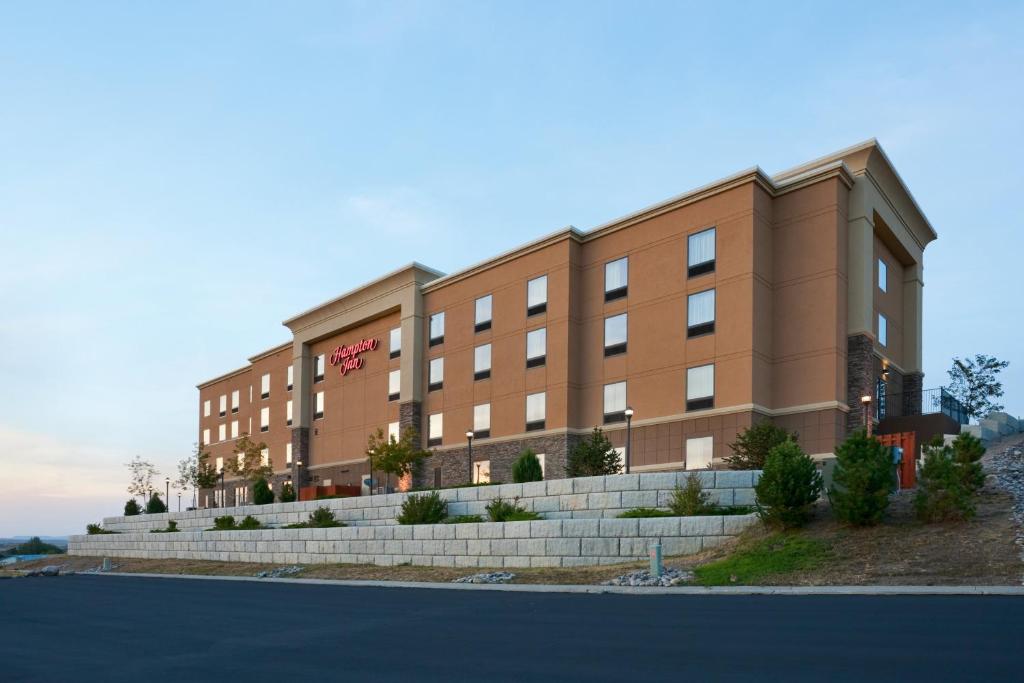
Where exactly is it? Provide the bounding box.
[486,496,541,522]
[512,449,544,483]
[212,515,236,530]
[397,491,448,525]
[915,445,976,522]
[725,421,798,470]
[755,440,822,529]
[145,492,167,514]
[951,432,986,492]
[253,478,274,505]
[668,473,711,516]
[566,428,621,477]
[86,523,117,535]
[280,482,297,503]
[442,515,485,524]
[286,506,345,528]
[151,520,181,533]
[237,515,262,530]
[618,508,674,518]
[828,431,893,526]
[124,499,141,516]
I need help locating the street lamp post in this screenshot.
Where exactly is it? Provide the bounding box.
[165,477,170,514]
[624,407,634,474]
[177,492,181,512]
[219,467,225,508]
[466,431,474,484]
[296,460,303,501]
[861,394,874,437]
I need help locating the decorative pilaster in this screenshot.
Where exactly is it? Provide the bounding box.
[846,334,875,434]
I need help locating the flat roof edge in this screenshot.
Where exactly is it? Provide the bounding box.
[196,364,251,390]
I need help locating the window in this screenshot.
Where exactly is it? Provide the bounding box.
[878,259,887,292]
[218,424,226,442]
[527,275,547,316]
[219,395,227,417]
[878,314,888,347]
[428,357,444,392]
[260,407,269,432]
[314,354,325,382]
[688,227,716,277]
[474,344,491,380]
[286,400,293,426]
[686,364,714,411]
[260,374,270,399]
[226,390,236,414]
[314,391,324,420]
[388,421,400,442]
[215,456,224,474]
[474,403,490,439]
[230,420,239,439]
[687,289,716,337]
[203,400,211,417]
[604,313,627,357]
[287,365,293,391]
[526,327,546,368]
[388,369,401,401]
[285,442,293,465]
[202,428,210,445]
[428,413,443,447]
[260,448,269,468]
[536,453,546,478]
[613,447,626,473]
[603,381,627,423]
[686,436,714,470]
[390,327,401,359]
[472,459,491,484]
[475,295,493,332]
[605,257,628,301]
[526,392,546,431]
[429,312,445,346]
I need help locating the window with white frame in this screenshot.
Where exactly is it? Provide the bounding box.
[605,257,628,301]
[231,389,240,413]
[878,259,888,292]
[878,314,888,347]
[230,420,239,439]
[536,453,546,478]
[260,448,269,468]
[687,289,716,337]
[390,327,402,359]
[285,442,293,465]
[688,227,716,277]
[475,294,493,332]
[603,381,627,423]
[428,413,443,446]
[526,391,546,431]
[260,407,269,432]
[686,436,714,470]
[202,428,210,446]
[429,312,445,346]
[314,391,324,420]
[526,327,546,368]
[473,403,491,438]
[215,456,224,474]
[218,424,226,442]
[604,313,627,356]
[472,459,491,484]
[260,374,270,399]
[219,395,227,417]
[203,399,211,417]
[527,275,548,316]
[287,365,293,391]
[686,364,715,410]
[388,369,401,401]
[474,344,491,380]
[428,357,444,391]
[286,399,293,426]
[388,421,400,442]
[314,354,325,382]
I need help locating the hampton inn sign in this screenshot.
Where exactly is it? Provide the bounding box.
[329,337,380,376]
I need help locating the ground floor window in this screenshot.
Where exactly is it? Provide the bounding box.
[686,436,713,470]
[472,460,491,484]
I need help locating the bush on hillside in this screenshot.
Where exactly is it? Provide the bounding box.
[237,515,262,530]
[668,473,712,516]
[725,421,798,470]
[566,428,621,477]
[279,482,297,503]
[485,496,541,522]
[828,431,893,526]
[755,440,822,529]
[87,523,117,535]
[915,443,976,522]
[512,449,544,483]
[253,478,274,505]
[212,515,236,530]
[145,492,167,514]
[441,515,484,524]
[151,520,180,533]
[124,499,141,516]
[951,432,986,492]
[286,506,345,529]
[396,491,447,525]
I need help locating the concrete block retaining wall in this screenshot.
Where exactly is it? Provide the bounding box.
[99,471,761,534]
[69,514,759,568]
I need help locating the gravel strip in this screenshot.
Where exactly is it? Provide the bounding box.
[255,565,305,579]
[602,568,694,587]
[452,571,516,584]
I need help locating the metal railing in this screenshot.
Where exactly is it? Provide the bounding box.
[879,387,969,425]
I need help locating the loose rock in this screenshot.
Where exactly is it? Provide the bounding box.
[601,567,694,587]
[452,571,516,584]
[255,565,304,579]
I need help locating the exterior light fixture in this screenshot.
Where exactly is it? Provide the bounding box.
[860,395,874,437]
[624,406,635,474]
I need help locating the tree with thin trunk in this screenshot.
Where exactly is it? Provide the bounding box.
[177,442,219,509]
[947,354,1010,420]
[125,455,158,506]
[227,434,274,485]
[366,427,428,493]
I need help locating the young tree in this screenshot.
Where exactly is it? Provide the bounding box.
[754,440,823,529]
[725,421,798,470]
[512,449,544,483]
[950,431,986,492]
[125,456,158,506]
[566,428,621,477]
[145,491,167,514]
[227,434,274,485]
[915,442,976,522]
[828,431,893,526]
[366,427,429,492]
[253,478,274,505]
[176,442,218,509]
[947,354,1010,420]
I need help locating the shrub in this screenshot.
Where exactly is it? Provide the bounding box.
[828,431,893,526]
[566,428,621,477]
[253,478,274,505]
[754,440,822,529]
[287,506,346,529]
[212,515,236,530]
[512,449,544,483]
[145,492,167,514]
[915,444,975,522]
[618,508,674,518]
[151,520,180,533]
[725,421,798,470]
[124,499,141,516]
[397,491,447,525]
[486,496,541,522]
[86,523,117,535]
[280,482,297,503]
[668,473,712,516]
[951,432,986,492]
[237,515,262,530]
[442,515,484,524]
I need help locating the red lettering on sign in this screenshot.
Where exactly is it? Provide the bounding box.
[328,338,379,377]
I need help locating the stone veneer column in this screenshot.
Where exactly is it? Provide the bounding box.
[846,334,875,434]
[903,371,924,415]
[290,342,312,492]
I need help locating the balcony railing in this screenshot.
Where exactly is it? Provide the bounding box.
[879,387,968,425]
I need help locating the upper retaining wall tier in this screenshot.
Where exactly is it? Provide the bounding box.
[69,514,759,568]
[100,471,761,533]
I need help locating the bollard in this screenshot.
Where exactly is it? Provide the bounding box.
[649,543,663,578]
[102,558,112,572]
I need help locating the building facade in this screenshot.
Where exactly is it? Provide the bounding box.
[196,140,937,505]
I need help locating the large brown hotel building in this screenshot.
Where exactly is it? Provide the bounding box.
[197,140,937,506]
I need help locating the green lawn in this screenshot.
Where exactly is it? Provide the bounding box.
[693,533,829,586]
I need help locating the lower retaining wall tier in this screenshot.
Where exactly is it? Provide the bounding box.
[98,470,762,533]
[69,514,759,568]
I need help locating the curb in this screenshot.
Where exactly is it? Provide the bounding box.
[83,572,1024,596]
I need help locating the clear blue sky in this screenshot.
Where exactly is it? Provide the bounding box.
[1,1,1021,535]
